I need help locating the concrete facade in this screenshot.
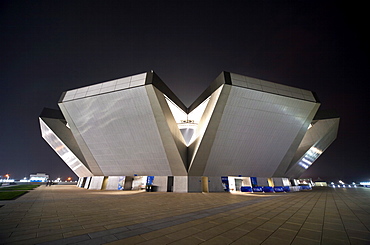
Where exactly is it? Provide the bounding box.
[39,71,339,192]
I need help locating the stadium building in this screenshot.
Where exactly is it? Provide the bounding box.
[39,71,339,192]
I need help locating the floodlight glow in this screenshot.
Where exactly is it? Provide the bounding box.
[188,97,210,124]
[40,118,92,177]
[298,162,309,169]
[302,158,312,165]
[164,95,210,146]
[164,95,187,124]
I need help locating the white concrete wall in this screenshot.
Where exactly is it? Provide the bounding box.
[153,176,168,192]
[208,176,224,192]
[89,176,104,190]
[104,176,122,190]
[174,176,188,192]
[188,176,202,192]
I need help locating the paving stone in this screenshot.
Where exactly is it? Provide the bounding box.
[279,222,302,231]
[346,229,370,241]
[297,228,322,241]
[321,237,350,245]
[165,227,202,240]
[326,230,350,241]
[168,235,204,245]
[239,228,273,242]
[268,228,297,242]
[231,235,263,245]
[291,236,321,245]
[301,222,323,231]
[348,237,370,245]
[140,229,170,240]
[216,227,248,241]
[19,233,64,244]
[106,235,147,244]
[261,237,293,245]
[258,221,281,231]
[2,232,37,243]
[139,234,176,245]
[201,235,234,244]
[39,234,91,245]
[114,227,153,240]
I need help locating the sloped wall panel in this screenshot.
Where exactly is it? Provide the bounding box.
[40,118,93,177]
[59,103,104,176]
[273,103,320,176]
[146,85,188,175]
[285,118,340,178]
[59,85,182,176]
[201,86,318,177]
[188,85,227,175]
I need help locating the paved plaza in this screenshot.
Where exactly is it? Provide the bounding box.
[0,185,370,244]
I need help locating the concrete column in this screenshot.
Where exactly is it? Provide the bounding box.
[173,176,188,192]
[89,176,104,190]
[84,177,91,189]
[77,177,83,187]
[104,176,122,190]
[152,176,168,192]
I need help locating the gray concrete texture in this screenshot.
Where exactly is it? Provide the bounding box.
[1,185,369,244]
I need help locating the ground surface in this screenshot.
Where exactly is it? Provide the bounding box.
[0,185,369,244]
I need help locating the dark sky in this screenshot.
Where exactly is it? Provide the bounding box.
[1,1,369,183]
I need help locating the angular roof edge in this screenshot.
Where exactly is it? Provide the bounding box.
[145,71,188,112]
[188,71,231,113]
[313,109,340,120]
[39,108,64,120]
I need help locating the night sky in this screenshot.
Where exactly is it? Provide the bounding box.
[1,1,369,183]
